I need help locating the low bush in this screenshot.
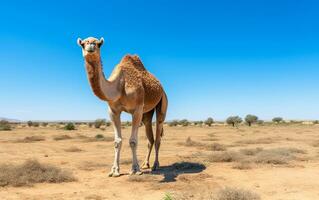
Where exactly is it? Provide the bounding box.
[64,123,75,130]
[0,120,11,131]
[0,160,75,187]
[213,187,260,200]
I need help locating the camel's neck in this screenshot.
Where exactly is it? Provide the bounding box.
[84,56,121,102]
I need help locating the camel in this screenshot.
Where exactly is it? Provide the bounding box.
[77,37,168,177]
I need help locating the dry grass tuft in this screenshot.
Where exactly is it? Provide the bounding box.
[253,148,305,165]
[0,160,75,187]
[64,146,83,152]
[14,136,45,143]
[213,187,260,200]
[179,137,204,147]
[207,151,241,163]
[232,161,252,170]
[239,148,263,156]
[53,134,72,141]
[236,137,275,145]
[83,134,113,142]
[205,143,227,151]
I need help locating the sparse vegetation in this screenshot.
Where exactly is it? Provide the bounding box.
[226,116,243,127]
[0,120,11,131]
[213,187,260,200]
[64,122,76,130]
[245,115,258,126]
[0,160,75,187]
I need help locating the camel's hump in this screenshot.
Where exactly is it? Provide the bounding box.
[120,54,146,71]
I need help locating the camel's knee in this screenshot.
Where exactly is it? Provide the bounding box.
[129,139,137,148]
[114,138,122,149]
[155,140,161,149]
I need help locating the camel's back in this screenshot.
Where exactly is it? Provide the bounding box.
[119,55,164,107]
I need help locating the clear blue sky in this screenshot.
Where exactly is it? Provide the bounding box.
[0,0,318,121]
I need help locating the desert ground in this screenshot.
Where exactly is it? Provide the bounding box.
[0,124,319,200]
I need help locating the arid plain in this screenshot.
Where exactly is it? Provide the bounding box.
[0,124,319,200]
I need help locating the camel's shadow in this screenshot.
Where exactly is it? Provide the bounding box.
[145,162,206,182]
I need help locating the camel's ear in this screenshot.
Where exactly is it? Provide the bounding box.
[77,38,84,47]
[98,37,104,47]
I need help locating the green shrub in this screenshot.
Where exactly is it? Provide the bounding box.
[0,120,11,131]
[64,123,75,131]
[244,115,258,126]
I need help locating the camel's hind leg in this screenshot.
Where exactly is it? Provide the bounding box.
[141,109,155,169]
[152,93,168,171]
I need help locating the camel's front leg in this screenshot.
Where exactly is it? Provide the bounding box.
[129,106,143,175]
[108,108,122,177]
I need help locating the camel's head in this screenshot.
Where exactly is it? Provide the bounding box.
[77,37,104,59]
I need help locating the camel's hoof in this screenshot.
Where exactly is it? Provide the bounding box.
[141,162,150,169]
[108,171,120,177]
[130,170,143,176]
[151,163,160,171]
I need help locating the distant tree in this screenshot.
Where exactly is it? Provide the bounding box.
[245,114,258,126]
[94,119,105,129]
[193,121,203,126]
[204,117,214,127]
[314,120,319,124]
[272,117,283,124]
[27,121,33,127]
[168,120,179,127]
[257,120,264,125]
[64,122,75,130]
[179,119,189,126]
[226,116,243,127]
[41,122,48,127]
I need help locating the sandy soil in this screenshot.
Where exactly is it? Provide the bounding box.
[0,124,319,200]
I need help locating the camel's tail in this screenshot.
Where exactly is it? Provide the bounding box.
[156,91,168,137]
